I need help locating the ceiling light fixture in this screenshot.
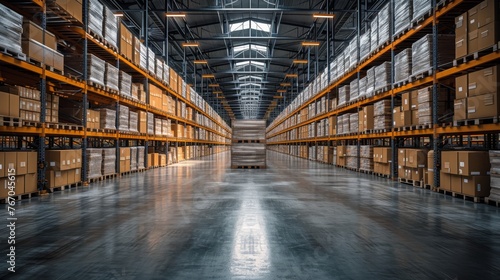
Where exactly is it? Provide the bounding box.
[194,60,208,64]
[313,13,334,19]
[182,42,199,47]
[166,13,186,17]
[293,59,308,64]
[209,84,220,87]
[302,41,320,47]
[114,12,124,17]
[202,74,215,78]
[280,83,291,86]
[277,89,287,93]
[285,74,298,78]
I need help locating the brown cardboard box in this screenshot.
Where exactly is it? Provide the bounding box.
[0,92,10,116]
[455,34,467,59]
[411,110,419,125]
[467,92,499,119]
[453,99,467,121]
[477,0,497,28]
[328,116,337,135]
[74,150,82,168]
[22,20,57,49]
[27,151,37,174]
[67,0,83,23]
[451,175,462,193]
[456,12,467,37]
[411,167,425,181]
[478,22,498,51]
[0,177,25,199]
[440,172,451,191]
[406,149,427,168]
[398,149,406,167]
[427,171,435,188]
[458,151,490,176]
[46,150,71,171]
[441,151,458,174]
[393,110,412,127]
[22,39,54,67]
[16,152,28,175]
[468,66,499,96]
[468,5,479,31]
[462,175,491,197]
[456,12,468,58]
[379,147,392,164]
[402,92,411,111]
[10,94,20,118]
[410,91,419,110]
[46,170,67,188]
[147,154,152,168]
[363,105,374,130]
[469,29,479,53]
[456,74,468,99]
[133,37,141,66]
[153,153,160,167]
[24,173,37,194]
[427,150,434,169]
[138,111,147,134]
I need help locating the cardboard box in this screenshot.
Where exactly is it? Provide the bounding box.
[0,153,4,178]
[47,170,67,188]
[427,150,434,169]
[456,74,468,99]
[467,92,499,119]
[27,151,37,174]
[411,110,419,125]
[16,152,28,175]
[468,66,499,96]
[402,92,411,111]
[22,39,55,67]
[393,110,412,127]
[450,175,462,193]
[24,173,37,194]
[0,176,26,199]
[468,5,479,31]
[4,152,16,174]
[363,105,374,131]
[440,172,451,191]
[477,0,497,28]
[453,99,467,121]
[427,171,435,188]
[0,92,20,118]
[398,149,406,167]
[410,91,419,110]
[46,150,71,171]
[462,175,491,197]
[458,151,490,176]
[441,151,458,174]
[74,150,82,168]
[411,167,425,181]
[406,149,426,168]
[133,37,141,66]
[22,20,57,49]
[478,22,498,51]
[469,29,479,53]
[379,147,392,164]
[456,12,468,58]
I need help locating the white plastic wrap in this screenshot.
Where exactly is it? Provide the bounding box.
[358,76,367,99]
[378,3,391,46]
[66,54,106,86]
[119,71,132,97]
[97,108,116,130]
[374,62,391,92]
[129,111,138,132]
[394,0,412,36]
[360,158,374,171]
[349,113,358,133]
[102,148,116,176]
[104,6,118,49]
[130,146,137,171]
[359,31,371,61]
[162,119,170,136]
[140,43,147,70]
[154,118,162,135]
[86,148,103,179]
[0,4,23,53]
[163,64,170,85]
[370,16,378,53]
[412,34,455,76]
[118,104,129,131]
[349,79,359,102]
[105,62,119,91]
[89,0,104,37]
[374,100,392,116]
[360,145,373,159]
[156,59,163,81]
[137,146,145,169]
[338,85,350,106]
[346,145,358,157]
[147,112,154,135]
[412,0,432,22]
[148,48,155,74]
[394,48,412,83]
[374,115,392,130]
[366,66,376,97]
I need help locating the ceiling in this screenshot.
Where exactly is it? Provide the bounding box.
[100,0,381,122]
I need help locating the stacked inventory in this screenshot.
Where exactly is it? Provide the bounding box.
[417,86,450,125]
[231,120,266,168]
[118,105,129,131]
[0,4,23,54]
[378,3,391,46]
[358,105,374,132]
[103,6,118,49]
[398,149,428,182]
[0,151,37,199]
[394,91,417,128]
[359,145,373,172]
[373,147,392,175]
[119,71,132,97]
[346,145,358,169]
[489,151,500,202]
[105,62,119,92]
[65,54,105,87]
[441,151,490,197]
[130,147,137,171]
[88,0,103,37]
[86,148,102,179]
[394,0,412,36]
[22,20,63,72]
[119,147,131,173]
[336,146,346,167]
[16,86,41,123]
[46,150,82,187]
[102,148,116,176]
[394,49,412,84]
[411,34,454,77]
[97,108,116,130]
[374,100,392,130]
[365,67,376,98]
[412,0,432,22]
[374,62,391,92]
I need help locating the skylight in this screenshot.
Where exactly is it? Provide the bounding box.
[235,60,266,69]
[233,44,267,54]
[240,83,261,87]
[229,20,271,33]
[238,75,263,81]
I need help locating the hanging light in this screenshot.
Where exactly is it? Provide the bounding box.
[302,41,320,47]
[166,13,186,17]
[313,13,334,19]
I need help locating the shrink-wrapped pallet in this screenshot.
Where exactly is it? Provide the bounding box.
[232,120,266,141]
[366,66,376,97]
[86,148,103,179]
[360,158,374,171]
[374,100,392,116]
[412,0,432,22]
[394,48,412,84]
[360,145,373,158]
[412,34,455,76]
[147,112,154,135]
[162,119,170,136]
[231,120,266,168]
[119,71,132,97]
[394,0,412,36]
[130,146,137,171]
[374,62,391,92]
[139,43,147,70]
[105,62,119,91]
[370,16,378,53]
[489,151,500,201]
[104,6,118,49]
[154,118,162,135]
[148,48,155,74]
[163,64,170,85]
[374,115,392,130]
[137,146,145,169]
[129,111,138,132]
[97,108,116,130]
[359,31,371,61]
[156,59,163,81]
[0,4,23,54]
[118,104,129,131]
[88,0,103,37]
[102,148,116,176]
[417,86,450,125]
[358,76,367,99]
[349,113,359,133]
[350,79,359,102]
[65,54,106,86]
[338,85,350,106]
[378,3,391,46]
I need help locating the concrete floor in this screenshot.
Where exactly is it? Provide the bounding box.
[1,151,500,279]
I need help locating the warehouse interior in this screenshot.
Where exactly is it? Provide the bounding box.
[0,0,500,278]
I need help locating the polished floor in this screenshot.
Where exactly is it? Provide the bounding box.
[1,151,500,279]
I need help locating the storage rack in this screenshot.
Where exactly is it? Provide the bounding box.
[266,0,500,190]
[0,0,232,192]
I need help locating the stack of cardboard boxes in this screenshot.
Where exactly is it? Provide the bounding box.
[398,149,428,182]
[374,100,392,130]
[358,105,374,132]
[440,151,490,197]
[424,150,435,188]
[0,151,37,199]
[393,91,417,128]
[373,147,392,175]
[22,20,64,73]
[0,86,20,120]
[46,150,82,188]
[489,151,500,202]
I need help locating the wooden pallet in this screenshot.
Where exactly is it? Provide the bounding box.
[393,79,409,88]
[411,9,433,26]
[374,85,391,95]
[50,182,81,192]
[409,69,433,82]
[0,116,22,127]
[0,191,40,203]
[454,117,499,127]
[46,123,83,130]
[484,197,500,207]
[0,45,27,61]
[415,124,433,130]
[451,192,483,203]
[358,169,374,175]
[231,165,266,169]
[412,180,423,188]
[233,139,265,144]
[398,178,414,185]
[372,129,389,134]
[453,42,499,67]
[22,121,42,127]
[395,125,419,132]
[374,173,391,178]
[105,87,120,95]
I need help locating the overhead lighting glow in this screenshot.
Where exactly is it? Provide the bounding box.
[194,60,208,64]
[313,13,334,19]
[202,74,215,78]
[302,41,320,46]
[280,83,291,86]
[277,89,287,93]
[114,12,124,17]
[209,84,220,87]
[166,13,186,17]
[182,42,199,47]
[285,74,298,78]
[293,59,308,64]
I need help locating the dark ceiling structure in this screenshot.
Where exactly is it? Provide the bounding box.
[99,0,382,122]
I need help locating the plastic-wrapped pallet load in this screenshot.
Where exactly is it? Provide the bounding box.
[147,112,154,135]
[374,100,392,130]
[370,16,378,53]
[0,4,23,54]
[359,31,371,61]
[232,120,266,141]
[104,6,118,49]
[378,3,391,46]
[342,114,350,134]
[489,151,500,202]
[163,64,170,85]
[346,145,358,169]
[358,76,367,99]
[338,85,350,106]
[161,119,170,136]
[411,34,454,76]
[119,71,132,97]
[139,43,147,70]
[349,79,359,102]
[137,146,145,169]
[130,146,137,171]
[97,108,116,130]
[336,53,345,78]
[365,66,376,98]
[129,111,138,132]
[417,86,449,125]
[359,145,374,171]
[148,48,155,74]
[88,0,104,37]
[118,104,129,131]
[374,62,391,92]
[156,59,163,81]
[86,148,103,179]
[65,54,106,86]
[102,148,116,176]
[154,118,162,135]
[231,120,266,168]
[394,0,412,36]
[105,62,119,91]
[394,48,412,84]
[412,0,432,22]
[349,113,359,133]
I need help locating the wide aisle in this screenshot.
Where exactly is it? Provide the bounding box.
[1,151,500,279]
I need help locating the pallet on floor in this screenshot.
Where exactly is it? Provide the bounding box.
[484,197,500,207]
[50,182,81,192]
[452,192,483,203]
[374,172,391,178]
[398,178,415,186]
[231,165,266,169]
[358,169,373,175]
[0,191,40,203]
